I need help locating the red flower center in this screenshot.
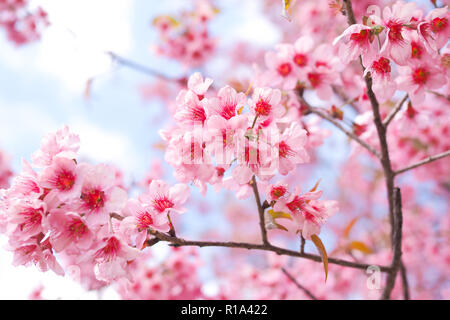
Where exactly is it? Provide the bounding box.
[95,237,121,261]
[277,63,292,77]
[153,197,174,213]
[350,29,369,46]
[137,211,154,229]
[19,208,42,232]
[56,170,75,191]
[271,186,287,199]
[287,195,304,212]
[293,53,308,67]
[81,189,105,210]
[220,103,236,120]
[279,141,295,158]
[387,21,404,43]
[68,218,88,236]
[412,67,429,85]
[431,17,448,33]
[189,105,207,124]
[307,72,322,88]
[411,41,423,59]
[254,99,272,116]
[371,57,391,75]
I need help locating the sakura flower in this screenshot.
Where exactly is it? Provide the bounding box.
[92,236,140,282]
[248,87,284,121]
[333,24,377,67]
[232,135,276,184]
[139,180,190,216]
[12,237,64,276]
[38,157,83,202]
[371,1,418,65]
[418,6,449,52]
[122,198,171,233]
[274,187,338,239]
[7,197,46,242]
[187,72,213,98]
[265,44,298,90]
[397,61,447,105]
[307,44,341,100]
[76,164,128,226]
[366,56,397,102]
[275,122,309,175]
[46,209,94,252]
[31,125,80,167]
[208,85,246,120]
[0,149,12,189]
[174,90,211,127]
[291,36,314,72]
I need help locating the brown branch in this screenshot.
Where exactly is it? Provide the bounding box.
[383,94,409,128]
[281,268,318,300]
[148,229,391,272]
[342,0,402,300]
[251,175,269,245]
[400,261,410,300]
[382,188,403,299]
[303,101,381,158]
[394,150,450,176]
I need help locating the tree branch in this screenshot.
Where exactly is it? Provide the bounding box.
[251,175,269,245]
[383,94,409,128]
[281,268,318,300]
[342,0,402,300]
[147,229,391,272]
[400,261,410,300]
[394,150,450,176]
[382,188,403,299]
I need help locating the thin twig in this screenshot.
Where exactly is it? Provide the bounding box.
[281,268,318,300]
[394,150,450,176]
[300,236,306,254]
[251,175,269,245]
[107,51,184,82]
[303,101,381,158]
[383,94,409,128]
[148,229,391,272]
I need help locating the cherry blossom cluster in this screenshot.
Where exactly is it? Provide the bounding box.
[0,126,190,288]
[0,0,49,45]
[152,0,217,67]
[333,2,448,104]
[161,72,311,192]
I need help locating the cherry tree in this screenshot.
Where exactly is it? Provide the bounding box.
[0,0,449,300]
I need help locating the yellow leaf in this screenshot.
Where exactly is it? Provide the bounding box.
[267,209,292,220]
[349,241,372,254]
[311,234,328,282]
[343,217,358,239]
[309,179,321,192]
[281,0,296,20]
[274,222,289,232]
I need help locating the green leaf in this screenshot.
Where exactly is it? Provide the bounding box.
[311,234,328,282]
